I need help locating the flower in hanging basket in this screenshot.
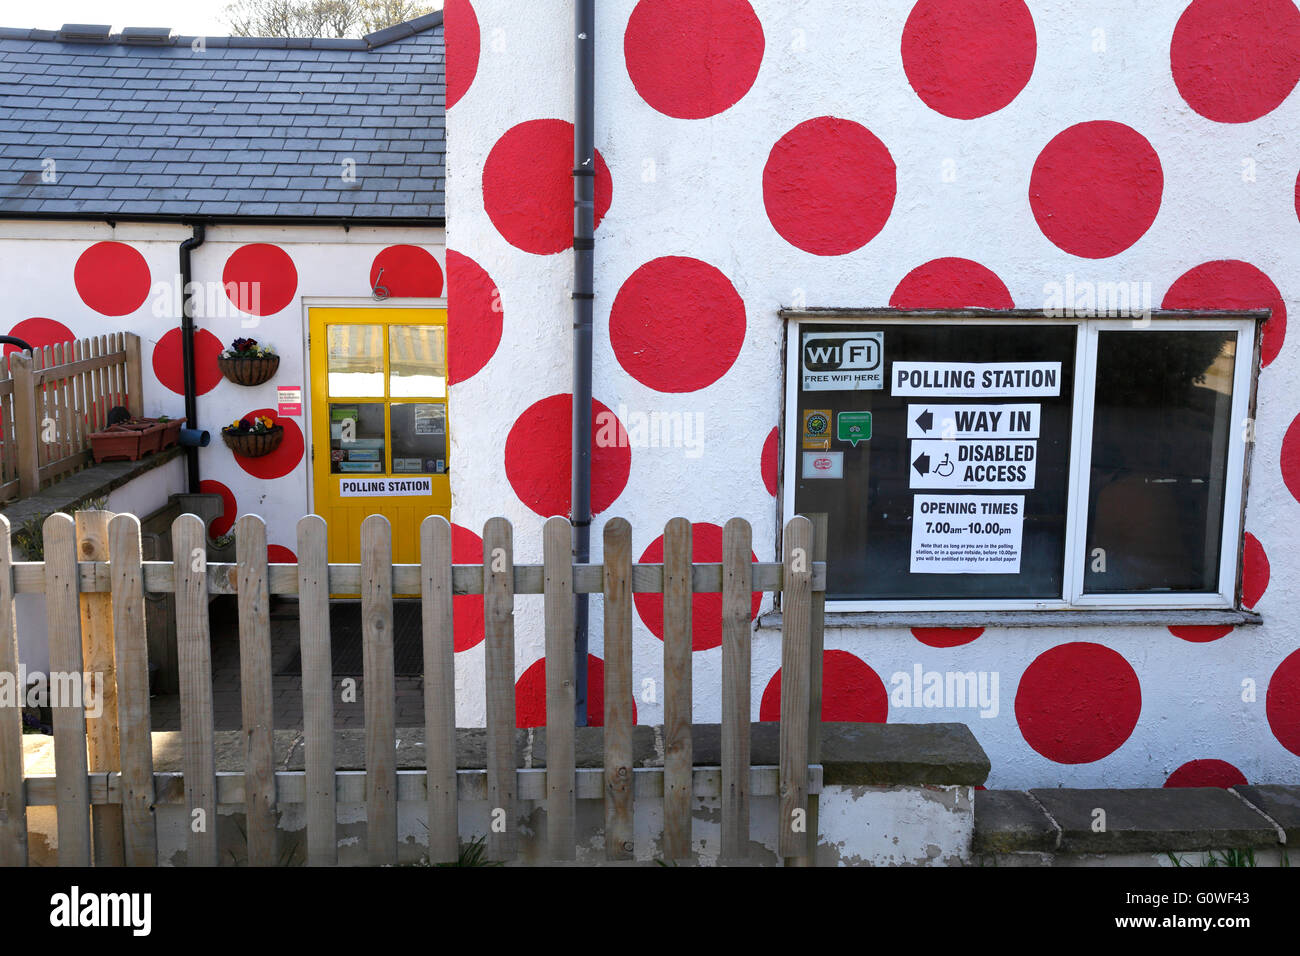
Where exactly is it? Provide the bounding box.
[218,338,280,385]
[221,414,283,457]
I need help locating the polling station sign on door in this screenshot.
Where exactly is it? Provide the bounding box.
[791,324,1077,601]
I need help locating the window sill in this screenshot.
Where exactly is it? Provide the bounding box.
[755,608,1262,630]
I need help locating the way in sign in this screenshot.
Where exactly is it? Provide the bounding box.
[910,439,1037,489]
[908,403,1040,440]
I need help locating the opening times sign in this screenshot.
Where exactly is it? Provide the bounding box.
[911,495,1025,574]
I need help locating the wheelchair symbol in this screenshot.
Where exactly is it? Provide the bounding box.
[934,453,955,477]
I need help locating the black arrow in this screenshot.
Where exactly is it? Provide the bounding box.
[912,452,930,477]
[915,409,933,433]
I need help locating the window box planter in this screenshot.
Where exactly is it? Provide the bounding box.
[217,354,280,386]
[88,418,168,462]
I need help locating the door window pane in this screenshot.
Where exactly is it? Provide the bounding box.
[390,402,446,473]
[389,325,446,398]
[330,403,386,474]
[327,325,385,397]
[1084,330,1235,593]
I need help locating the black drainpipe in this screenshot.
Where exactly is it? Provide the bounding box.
[571,0,596,727]
[180,223,207,494]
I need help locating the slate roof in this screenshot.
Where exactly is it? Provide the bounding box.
[0,14,444,221]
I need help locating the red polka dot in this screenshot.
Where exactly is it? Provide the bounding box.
[73,242,151,316]
[761,426,778,496]
[515,654,636,728]
[1171,0,1300,124]
[504,394,631,517]
[911,627,984,648]
[152,327,224,397]
[444,0,480,110]
[759,650,889,723]
[1168,625,1233,643]
[1281,413,1300,504]
[1015,642,1141,764]
[199,479,237,538]
[5,317,75,359]
[901,0,1036,119]
[451,523,486,652]
[609,257,746,393]
[267,544,296,563]
[1164,759,1247,789]
[1029,121,1163,259]
[446,250,503,385]
[222,244,298,316]
[633,523,761,652]
[624,0,765,119]
[482,119,613,256]
[230,409,304,480]
[1242,532,1269,609]
[1162,260,1286,368]
[369,245,443,298]
[890,258,1013,309]
[1267,648,1300,756]
[763,116,897,256]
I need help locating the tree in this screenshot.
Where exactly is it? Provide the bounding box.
[224,0,438,39]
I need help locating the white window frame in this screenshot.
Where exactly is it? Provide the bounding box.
[781,313,1258,613]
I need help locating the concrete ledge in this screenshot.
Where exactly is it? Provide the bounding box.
[1028,787,1281,853]
[1234,785,1300,844]
[973,790,1060,852]
[21,720,991,788]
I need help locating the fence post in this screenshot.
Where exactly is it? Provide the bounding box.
[662,517,693,862]
[790,512,826,867]
[124,334,144,418]
[483,517,516,862]
[720,517,753,863]
[361,515,397,865]
[543,516,575,861]
[778,516,812,863]
[602,518,634,861]
[75,510,125,866]
[0,516,27,866]
[235,514,276,866]
[10,352,40,498]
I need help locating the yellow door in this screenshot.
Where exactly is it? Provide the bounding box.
[309,308,450,564]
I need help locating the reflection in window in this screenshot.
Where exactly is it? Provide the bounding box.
[389,325,446,398]
[327,325,385,397]
[1084,331,1235,593]
[330,403,385,474]
[390,402,447,474]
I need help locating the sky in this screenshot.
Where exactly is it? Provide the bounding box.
[0,0,442,36]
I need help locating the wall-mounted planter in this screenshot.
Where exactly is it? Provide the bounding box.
[222,425,283,458]
[217,354,280,386]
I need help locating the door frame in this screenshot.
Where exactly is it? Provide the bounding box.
[299,296,447,517]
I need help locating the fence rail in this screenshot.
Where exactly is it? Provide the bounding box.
[0,511,825,866]
[1,333,143,500]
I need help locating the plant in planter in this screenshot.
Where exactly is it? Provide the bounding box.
[221,413,283,458]
[217,337,280,386]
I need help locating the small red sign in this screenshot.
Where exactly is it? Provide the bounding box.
[277,385,303,417]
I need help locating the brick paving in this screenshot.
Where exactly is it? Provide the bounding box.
[148,596,428,732]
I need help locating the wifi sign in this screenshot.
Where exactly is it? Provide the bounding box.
[801,331,884,391]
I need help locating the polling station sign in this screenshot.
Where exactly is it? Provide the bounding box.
[339,477,433,497]
[892,362,1061,397]
[802,332,884,391]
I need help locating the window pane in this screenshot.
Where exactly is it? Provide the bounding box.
[793,324,1077,601]
[389,325,446,398]
[1084,330,1235,593]
[390,402,446,474]
[330,403,385,474]
[327,325,385,397]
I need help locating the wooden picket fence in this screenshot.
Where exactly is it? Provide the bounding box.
[0,511,826,866]
[0,333,143,501]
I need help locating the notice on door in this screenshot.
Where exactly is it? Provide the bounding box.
[909,440,1037,489]
[339,476,432,497]
[910,495,1024,574]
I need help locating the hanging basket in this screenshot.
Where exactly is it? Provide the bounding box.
[222,425,284,458]
[218,354,280,386]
